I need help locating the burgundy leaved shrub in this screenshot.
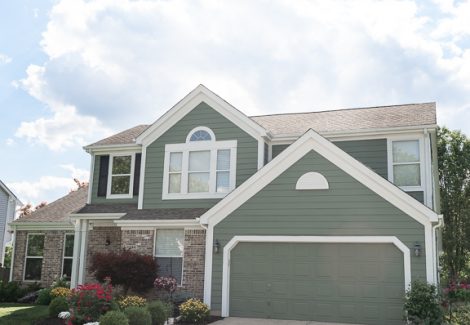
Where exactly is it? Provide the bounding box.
[90,249,158,294]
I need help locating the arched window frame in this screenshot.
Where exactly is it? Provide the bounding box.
[186,126,216,143]
[162,127,237,199]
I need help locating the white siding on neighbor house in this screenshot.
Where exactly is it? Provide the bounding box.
[0,188,9,264]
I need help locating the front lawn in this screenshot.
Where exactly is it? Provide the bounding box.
[0,303,49,325]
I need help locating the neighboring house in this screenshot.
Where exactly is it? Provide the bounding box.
[0,180,22,265]
[10,85,442,325]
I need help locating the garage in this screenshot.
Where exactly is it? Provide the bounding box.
[228,241,406,325]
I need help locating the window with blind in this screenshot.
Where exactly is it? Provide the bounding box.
[390,139,423,190]
[163,127,237,199]
[62,234,74,280]
[155,229,184,284]
[24,234,45,281]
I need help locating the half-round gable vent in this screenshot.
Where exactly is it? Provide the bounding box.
[295,172,329,190]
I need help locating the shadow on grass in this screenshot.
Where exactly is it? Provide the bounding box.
[0,303,49,325]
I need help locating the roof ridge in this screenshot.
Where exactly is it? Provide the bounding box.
[250,102,436,118]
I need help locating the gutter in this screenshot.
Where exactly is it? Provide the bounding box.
[9,224,15,281]
[433,215,444,284]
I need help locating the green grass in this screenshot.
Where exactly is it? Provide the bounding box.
[0,303,49,325]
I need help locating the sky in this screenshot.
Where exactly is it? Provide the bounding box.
[1,0,470,206]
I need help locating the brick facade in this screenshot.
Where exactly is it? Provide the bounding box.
[182,229,206,299]
[121,230,154,255]
[85,226,122,283]
[13,226,206,297]
[12,230,73,287]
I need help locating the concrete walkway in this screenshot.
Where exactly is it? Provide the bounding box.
[212,317,361,325]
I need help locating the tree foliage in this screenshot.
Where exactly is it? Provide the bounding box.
[438,127,470,280]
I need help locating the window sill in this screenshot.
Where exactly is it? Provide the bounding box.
[106,194,133,199]
[399,186,424,192]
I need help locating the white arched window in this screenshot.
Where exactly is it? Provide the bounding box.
[163,127,237,199]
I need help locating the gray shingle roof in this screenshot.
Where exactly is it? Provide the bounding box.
[251,102,436,136]
[88,124,149,147]
[76,204,208,220]
[13,186,88,223]
[86,102,437,146]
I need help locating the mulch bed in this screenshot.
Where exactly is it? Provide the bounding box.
[177,315,224,324]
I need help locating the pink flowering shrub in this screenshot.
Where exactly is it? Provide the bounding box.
[154,276,177,303]
[67,279,113,325]
[443,282,470,303]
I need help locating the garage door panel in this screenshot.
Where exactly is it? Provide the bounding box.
[229,242,404,324]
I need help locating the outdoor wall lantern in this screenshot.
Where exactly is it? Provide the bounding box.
[213,239,220,254]
[414,243,422,257]
[105,236,111,246]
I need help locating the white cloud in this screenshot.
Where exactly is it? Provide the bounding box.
[5,138,16,146]
[7,164,89,205]
[0,53,12,64]
[15,0,470,140]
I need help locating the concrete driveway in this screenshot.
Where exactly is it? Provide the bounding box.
[212,317,361,325]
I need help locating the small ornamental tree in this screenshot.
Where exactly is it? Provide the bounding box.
[90,250,158,294]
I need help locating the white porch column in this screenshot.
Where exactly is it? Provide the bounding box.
[70,219,82,288]
[77,219,89,285]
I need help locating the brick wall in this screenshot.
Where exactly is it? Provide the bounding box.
[121,230,154,255]
[12,230,72,287]
[85,226,122,283]
[182,229,206,299]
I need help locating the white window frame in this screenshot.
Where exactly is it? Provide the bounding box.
[154,229,185,286]
[106,152,135,199]
[62,233,74,280]
[186,126,216,143]
[23,233,45,282]
[162,127,237,200]
[387,136,425,192]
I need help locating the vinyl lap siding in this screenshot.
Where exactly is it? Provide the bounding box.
[211,150,426,311]
[143,102,258,209]
[0,189,8,261]
[90,155,139,204]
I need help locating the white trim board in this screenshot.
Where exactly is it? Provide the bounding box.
[136,85,268,146]
[220,235,411,317]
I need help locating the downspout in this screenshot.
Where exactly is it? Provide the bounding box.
[433,215,444,284]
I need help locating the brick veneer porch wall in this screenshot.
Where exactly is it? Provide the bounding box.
[12,230,73,287]
[120,228,206,299]
[182,229,206,299]
[85,226,122,283]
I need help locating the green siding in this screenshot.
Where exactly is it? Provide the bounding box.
[90,155,138,204]
[334,139,388,178]
[273,139,388,178]
[212,150,427,311]
[272,144,289,159]
[143,102,258,209]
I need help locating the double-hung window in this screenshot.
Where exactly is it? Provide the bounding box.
[155,229,184,285]
[107,153,134,198]
[62,234,74,280]
[389,139,423,190]
[163,127,237,199]
[24,234,45,281]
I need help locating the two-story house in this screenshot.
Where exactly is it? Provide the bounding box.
[0,180,22,266]
[10,85,442,325]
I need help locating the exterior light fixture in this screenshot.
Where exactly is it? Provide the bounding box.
[414,243,421,257]
[213,239,220,254]
[105,237,111,246]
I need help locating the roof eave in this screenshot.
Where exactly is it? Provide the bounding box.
[83,143,142,154]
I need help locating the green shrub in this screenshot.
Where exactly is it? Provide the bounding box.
[36,288,52,305]
[0,281,25,302]
[51,276,70,289]
[179,298,210,324]
[124,306,152,325]
[99,310,129,325]
[404,280,443,324]
[147,300,171,325]
[49,296,69,317]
